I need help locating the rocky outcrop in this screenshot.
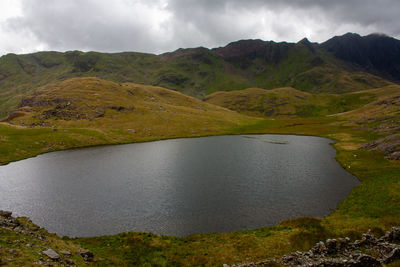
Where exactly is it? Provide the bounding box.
[0,210,95,265]
[362,134,400,160]
[226,227,400,266]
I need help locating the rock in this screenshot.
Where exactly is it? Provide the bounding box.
[127,129,136,133]
[337,237,350,251]
[65,259,75,265]
[8,249,18,255]
[311,241,327,255]
[77,249,94,262]
[383,227,400,243]
[0,210,12,217]
[383,247,400,264]
[43,249,60,260]
[326,238,338,254]
[110,106,126,111]
[260,227,400,267]
[59,250,71,255]
[356,254,381,266]
[362,230,378,245]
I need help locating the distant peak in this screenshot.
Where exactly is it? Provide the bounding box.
[297,37,315,52]
[298,37,311,44]
[366,32,391,39]
[343,32,361,37]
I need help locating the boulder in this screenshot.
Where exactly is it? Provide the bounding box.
[356,254,381,266]
[43,248,60,260]
[383,227,400,243]
[326,238,338,254]
[0,210,12,218]
[77,249,94,262]
[383,247,400,264]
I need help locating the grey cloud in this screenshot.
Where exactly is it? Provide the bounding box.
[1,0,400,55]
[5,0,174,53]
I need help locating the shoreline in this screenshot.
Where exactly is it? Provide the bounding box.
[1,118,399,265]
[1,129,353,239]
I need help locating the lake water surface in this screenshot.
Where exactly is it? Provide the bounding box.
[0,134,359,237]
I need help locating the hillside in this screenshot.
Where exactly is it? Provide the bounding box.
[8,77,250,132]
[204,83,400,161]
[0,77,256,164]
[1,33,398,119]
[204,86,376,117]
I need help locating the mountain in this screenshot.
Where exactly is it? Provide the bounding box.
[0,33,399,119]
[321,33,400,81]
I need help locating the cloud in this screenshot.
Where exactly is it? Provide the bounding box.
[0,0,399,56]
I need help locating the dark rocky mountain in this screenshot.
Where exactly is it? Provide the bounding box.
[212,39,292,67]
[321,33,400,81]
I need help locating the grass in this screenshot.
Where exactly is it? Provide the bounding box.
[203,86,379,118]
[0,217,90,266]
[0,78,399,266]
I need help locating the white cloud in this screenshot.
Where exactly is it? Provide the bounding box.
[0,0,399,56]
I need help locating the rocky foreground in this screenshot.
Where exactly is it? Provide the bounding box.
[227,228,400,266]
[2,209,400,266]
[362,134,400,161]
[0,210,94,266]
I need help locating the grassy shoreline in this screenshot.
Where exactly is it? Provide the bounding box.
[1,115,399,266]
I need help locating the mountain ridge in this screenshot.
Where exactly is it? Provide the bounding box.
[0,32,399,119]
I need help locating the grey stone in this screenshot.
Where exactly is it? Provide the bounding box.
[383,247,400,264]
[356,254,381,266]
[60,250,71,255]
[42,249,60,260]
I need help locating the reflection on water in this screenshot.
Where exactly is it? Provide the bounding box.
[0,134,359,237]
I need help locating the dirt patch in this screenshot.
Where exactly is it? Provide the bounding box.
[336,142,361,151]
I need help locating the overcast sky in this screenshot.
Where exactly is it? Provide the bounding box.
[0,0,399,56]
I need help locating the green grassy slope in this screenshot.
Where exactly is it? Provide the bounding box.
[0,39,393,119]
[204,86,377,117]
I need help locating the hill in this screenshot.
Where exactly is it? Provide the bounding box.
[7,77,250,133]
[204,86,376,117]
[0,77,255,164]
[1,33,399,119]
[204,83,400,160]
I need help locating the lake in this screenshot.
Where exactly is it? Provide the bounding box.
[0,134,360,237]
